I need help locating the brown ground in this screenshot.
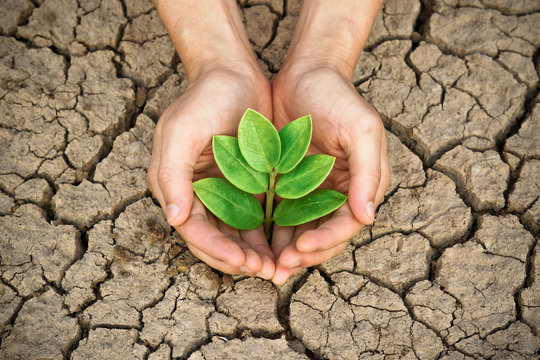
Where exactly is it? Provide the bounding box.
[1,0,539,359]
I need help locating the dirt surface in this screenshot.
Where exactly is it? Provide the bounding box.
[1,0,539,359]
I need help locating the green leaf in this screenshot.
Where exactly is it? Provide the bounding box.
[213,136,268,194]
[238,108,281,173]
[276,115,312,174]
[193,178,263,230]
[274,189,347,226]
[275,154,335,199]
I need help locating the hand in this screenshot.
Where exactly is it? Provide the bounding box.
[146,67,276,278]
[150,0,279,278]
[270,64,390,284]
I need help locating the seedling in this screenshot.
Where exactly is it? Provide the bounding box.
[193,109,347,239]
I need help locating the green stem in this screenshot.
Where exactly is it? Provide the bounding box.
[264,169,277,240]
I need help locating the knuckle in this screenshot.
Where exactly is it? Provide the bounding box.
[161,118,179,133]
[157,166,176,185]
[362,118,383,136]
[368,168,382,184]
[156,163,194,187]
[345,115,383,142]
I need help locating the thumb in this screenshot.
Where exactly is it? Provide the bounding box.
[345,120,383,225]
[157,129,201,227]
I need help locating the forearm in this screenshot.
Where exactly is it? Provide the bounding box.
[284,0,383,79]
[153,0,259,81]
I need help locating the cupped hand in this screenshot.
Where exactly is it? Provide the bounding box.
[270,64,390,284]
[146,67,275,278]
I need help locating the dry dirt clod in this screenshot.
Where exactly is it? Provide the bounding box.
[0,290,81,360]
[434,146,509,211]
[354,232,434,294]
[71,328,147,360]
[216,277,283,335]
[372,170,473,248]
[76,0,126,50]
[290,271,444,360]
[1,0,539,357]
[1,204,81,297]
[436,241,527,342]
[187,337,309,360]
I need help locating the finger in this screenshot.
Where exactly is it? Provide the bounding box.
[240,248,263,275]
[345,117,383,225]
[217,222,263,274]
[375,131,391,206]
[213,222,262,274]
[293,221,317,243]
[278,222,317,269]
[281,241,349,272]
[272,265,291,285]
[147,159,166,210]
[217,220,241,239]
[259,254,276,280]
[185,241,242,275]
[177,198,245,267]
[242,228,274,260]
[295,204,362,252]
[271,224,295,260]
[146,123,166,209]
[206,211,218,227]
[241,228,276,279]
[272,265,301,285]
[279,229,349,270]
[302,241,349,268]
[158,118,204,227]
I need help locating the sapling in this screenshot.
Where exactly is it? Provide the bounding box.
[193,108,347,239]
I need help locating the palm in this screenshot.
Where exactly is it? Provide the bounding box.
[274,67,378,189]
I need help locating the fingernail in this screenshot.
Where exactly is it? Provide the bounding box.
[166,203,180,223]
[239,266,250,273]
[256,272,263,278]
[365,201,375,222]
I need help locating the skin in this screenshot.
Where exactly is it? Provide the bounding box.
[148,0,275,278]
[270,0,389,284]
[148,0,389,284]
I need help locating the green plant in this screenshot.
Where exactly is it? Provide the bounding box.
[193,109,347,239]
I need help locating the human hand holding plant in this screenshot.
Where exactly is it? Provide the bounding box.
[146,71,277,278]
[148,0,276,278]
[270,66,390,284]
[268,0,388,284]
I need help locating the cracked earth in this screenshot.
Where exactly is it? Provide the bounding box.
[0,0,539,359]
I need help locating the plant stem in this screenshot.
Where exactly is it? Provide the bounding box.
[264,169,277,240]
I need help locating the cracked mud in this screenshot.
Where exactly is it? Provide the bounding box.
[0,0,539,359]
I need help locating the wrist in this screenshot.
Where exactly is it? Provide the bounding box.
[187,57,267,87]
[281,0,382,80]
[155,0,260,82]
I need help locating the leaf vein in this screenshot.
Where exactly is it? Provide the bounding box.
[281,199,339,214]
[279,125,308,167]
[217,141,266,188]
[252,122,271,167]
[278,160,332,188]
[198,186,259,221]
